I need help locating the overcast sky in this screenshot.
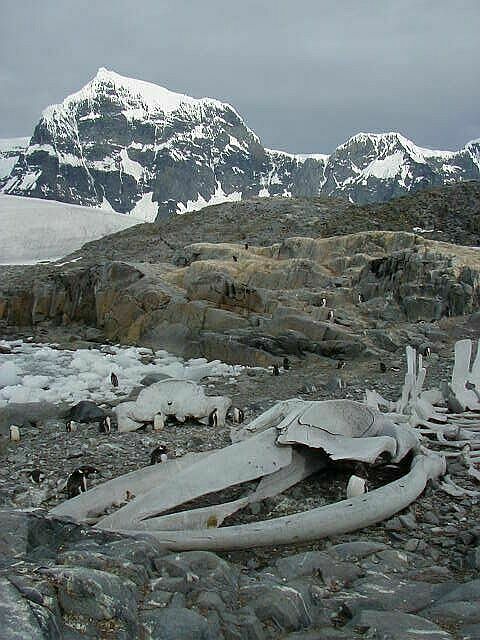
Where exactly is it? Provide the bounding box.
[1,0,478,153]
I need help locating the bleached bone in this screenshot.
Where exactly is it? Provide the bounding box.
[451,339,480,411]
[96,427,292,531]
[50,451,213,523]
[346,475,368,498]
[115,449,326,532]
[115,379,231,432]
[112,452,445,551]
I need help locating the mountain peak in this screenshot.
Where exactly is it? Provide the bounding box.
[42,68,228,122]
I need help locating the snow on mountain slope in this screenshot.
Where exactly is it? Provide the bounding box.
[2,68,324,218]
[0,137,30,182]
[321,132,480,203]
[1,69,326,217]
[0,195,139,264]
[2,69,479,214]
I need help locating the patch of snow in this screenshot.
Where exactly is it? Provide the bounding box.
[0,341,242,408]
[0,195,139,264]
[120,148,143,181]
[176,183,242,214]
[129,192,158,222]
[362,152,405,180]
[258,187,270,197]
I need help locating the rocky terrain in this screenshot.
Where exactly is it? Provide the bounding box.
[1,69,479,219]
[2,183,480,638]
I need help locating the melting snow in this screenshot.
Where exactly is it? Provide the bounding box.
[0,341,242,408]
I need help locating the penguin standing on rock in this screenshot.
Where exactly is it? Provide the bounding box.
[283,357,290,371]
[327,310,334,321]
[66,469,88,499]
[232,256,238,263]
[65,420,77,433]
[27,468,45,485]
[9,426,20,442]
[111,372,119,388]
[379,362,387,373]
[208,408,219,427]
[232,407,245,424]
[99,416,111,434]
[337,360,346,370]
[150,444,168,465]
[272,364,280,376]
[320,298,327,307]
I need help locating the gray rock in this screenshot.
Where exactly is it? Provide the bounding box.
[343,576,451,616]
[57,548,149,588]
[141,607,214,640]
[0,577,46,639]
[330,540,389,560]
[68,400,106,423]
[458,623,480,640]
[349,609,453,639]
[50,566,138,628]
[140,372,172,386]
[155,551,239,604]
[219,608,265,640]
[251,583,313,632]
[0,401,68,434]
[275,551,363,586]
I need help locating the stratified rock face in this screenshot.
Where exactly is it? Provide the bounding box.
[2,69,480,217]
[1,68,325,220]
[0,137,30,187]
[321,132,480,204]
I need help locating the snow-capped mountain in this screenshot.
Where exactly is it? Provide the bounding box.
[321,132,480,203]
[2,68,323,220]
[2,69,479,219]
[0,137,30,185]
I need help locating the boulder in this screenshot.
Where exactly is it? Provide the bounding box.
[68,400,106,423]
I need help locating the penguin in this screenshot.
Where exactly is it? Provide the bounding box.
[153,413,165,431]
[66,469,88,499]
[379,362,387,373]
[232,255,238,262]
[208,408,219,427]
[358,293,365,303]
[111,372,119,388]
[327,310,334,321]
[232,407,245,424]
[65,420,77,433]
[283,357,290,371]
[272,364,280,376]
[99,416,111,434]
[150,444,168,465]
[78,465,100,478]
[244,243,249,250]
[422,346,431,357]
[27,468,45,485]
[337,360,346,370]
[231,282,236,297]
[9,425,20,442]
[320,297,327,307]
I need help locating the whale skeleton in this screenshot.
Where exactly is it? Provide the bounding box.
[50,339,480,550]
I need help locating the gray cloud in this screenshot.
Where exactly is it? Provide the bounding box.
[1,0,479,152]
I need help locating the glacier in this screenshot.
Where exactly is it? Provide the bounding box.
[0,195,140,264]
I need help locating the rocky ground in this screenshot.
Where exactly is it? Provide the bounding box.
[2,184,480,638]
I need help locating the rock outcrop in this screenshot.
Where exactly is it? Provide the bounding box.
[1,230,480,366]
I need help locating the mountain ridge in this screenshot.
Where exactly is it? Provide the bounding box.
[2,68,479,219]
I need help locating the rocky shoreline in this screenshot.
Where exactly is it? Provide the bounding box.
[2,188,480,638]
